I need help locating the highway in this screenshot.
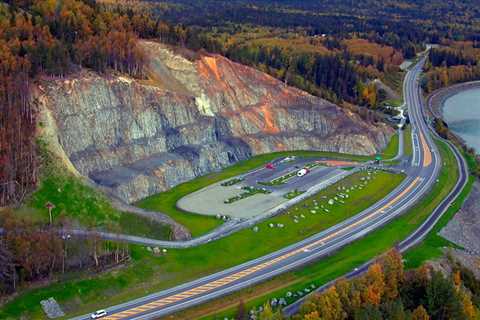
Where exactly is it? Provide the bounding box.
[71,57,451,320]
[283,59,470,316]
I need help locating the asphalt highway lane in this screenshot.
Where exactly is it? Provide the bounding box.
[71,58,445,320]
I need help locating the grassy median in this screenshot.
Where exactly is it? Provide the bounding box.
[0,169,403,319]
[403,125,413,157]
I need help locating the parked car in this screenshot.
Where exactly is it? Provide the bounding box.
[297,168,310,177]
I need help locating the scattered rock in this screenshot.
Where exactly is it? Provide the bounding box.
[40,297,65,319]
[440,181,480,255]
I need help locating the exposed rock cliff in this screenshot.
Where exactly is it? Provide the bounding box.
[34,41,393,203]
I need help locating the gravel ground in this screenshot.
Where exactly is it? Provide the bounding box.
[440,181,480,256]
[428,181,480,280]
[177,182,287,218]
[177,158,345,219]
[428,248,480,280]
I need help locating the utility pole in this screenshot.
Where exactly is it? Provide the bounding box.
[45,202,56,225]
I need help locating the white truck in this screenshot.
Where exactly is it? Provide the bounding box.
[297,168,310,177]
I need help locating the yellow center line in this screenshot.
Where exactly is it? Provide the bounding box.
[104,177,421,320]
[419,132,432,167]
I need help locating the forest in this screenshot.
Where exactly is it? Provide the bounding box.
[100,0,479,108]
[239,250,480,319]
[3,0,480,207]
[0,0,151,206]
[293,250,479,320]
[0,210,130,295]
[423,43,480,93]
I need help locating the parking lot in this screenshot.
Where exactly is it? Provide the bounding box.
[177,157,355,219]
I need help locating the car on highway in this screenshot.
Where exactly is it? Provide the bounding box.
[90,310,107,319]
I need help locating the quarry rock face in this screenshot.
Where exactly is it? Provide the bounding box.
[35,41,392,203]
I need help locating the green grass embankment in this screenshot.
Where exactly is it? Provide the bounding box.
[381,131,399,159]
[0,169,403,319]
[24,146,172,240]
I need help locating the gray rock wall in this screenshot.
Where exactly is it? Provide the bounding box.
[34,41,392,203]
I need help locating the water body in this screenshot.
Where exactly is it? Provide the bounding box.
[443,87,480,152]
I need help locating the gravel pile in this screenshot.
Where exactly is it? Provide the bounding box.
[440,182,480,255]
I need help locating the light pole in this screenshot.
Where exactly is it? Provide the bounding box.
[45,202,56,225]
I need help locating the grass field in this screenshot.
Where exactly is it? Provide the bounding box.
[165,139,466,320]
[381,131,399,159]
[137,150,375,237]
[0,170,403,319]
[403,150,476,268]
[25,155,172,240]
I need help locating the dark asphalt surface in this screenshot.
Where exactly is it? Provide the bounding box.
[70,58,464,320]
[242,158,342,194]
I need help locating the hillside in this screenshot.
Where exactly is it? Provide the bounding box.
[35,41,392,203]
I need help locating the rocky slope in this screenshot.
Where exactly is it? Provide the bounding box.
[34,41,393,203]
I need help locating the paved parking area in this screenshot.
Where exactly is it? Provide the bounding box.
[177,157,349,218]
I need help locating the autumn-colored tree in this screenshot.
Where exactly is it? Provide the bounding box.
[358,82,378,108]
[458,290,477,320]
[452,270,462,291]
[381,249,404,300]
[257,302,283,320]
[306,287,345,320]
[335,278,362,315]
[361,263,385,306]
[411,305,430,320]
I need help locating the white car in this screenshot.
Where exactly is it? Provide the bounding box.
[297,168,308,177]
[91,310,107,319]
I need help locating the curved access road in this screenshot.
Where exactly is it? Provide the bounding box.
[70,58,445,320]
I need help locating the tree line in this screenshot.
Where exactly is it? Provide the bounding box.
[423,47,480,94]
[429,49,478,68]
[0,0,153,206]
[0,210,129,295]
[237,250,479,320]
[294,250,478,320]
[225,45,360,104]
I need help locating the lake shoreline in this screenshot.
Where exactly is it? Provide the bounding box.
[428,80,480,119]
[427,80,480,153]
